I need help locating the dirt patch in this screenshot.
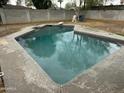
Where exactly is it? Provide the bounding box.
[0,23,40,37]
[0,20,71,37]
[0,19,124,37]
[79,19,124,36]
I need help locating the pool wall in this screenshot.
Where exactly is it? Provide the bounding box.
[74,25,124,44]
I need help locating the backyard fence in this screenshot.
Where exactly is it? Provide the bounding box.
[85,10,124,21]
[0,8,124,25]
[0,8,75,24]
[0,15,2,24]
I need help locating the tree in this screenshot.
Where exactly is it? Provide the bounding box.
[65,3,72,10]
[0,0,8,7]
[16,0,22,6]
[32,0,52,9]
[70,0,109,9]
[65,2,76,10]
[85,0,104,8]
[51,3,59,9]
[58,0,63,9]
[26,0,33,6]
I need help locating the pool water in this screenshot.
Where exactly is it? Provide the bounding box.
[16,25,121,84]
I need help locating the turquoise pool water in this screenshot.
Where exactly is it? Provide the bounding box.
[16,25,120,84]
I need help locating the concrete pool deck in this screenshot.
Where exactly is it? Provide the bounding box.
[0,24,124,93]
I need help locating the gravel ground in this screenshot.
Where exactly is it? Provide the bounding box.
[0,19,124,37]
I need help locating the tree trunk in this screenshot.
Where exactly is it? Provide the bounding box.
[60,2,61,9]
[84,0,86,9]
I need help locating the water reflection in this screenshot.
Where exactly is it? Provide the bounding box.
[58,33,111,72]
[18,25,73,58]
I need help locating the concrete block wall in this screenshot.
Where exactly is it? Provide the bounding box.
[0,8,124,25]
[85,10,124,21]
[4,9,29,24]
[49,10,65,21]
[65,10,75,20]
[29,9,49,22]
[0,8,6,24]
[0,8,75,24]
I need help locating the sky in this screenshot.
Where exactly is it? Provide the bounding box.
[106,0,121,5]
[53,0,72,7]
[8,0,25,6]
[8,0,75,7]
[8,0,121,7]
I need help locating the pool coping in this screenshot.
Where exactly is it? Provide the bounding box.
[1,23,124,93]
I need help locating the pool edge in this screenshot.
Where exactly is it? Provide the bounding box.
[1,23,124,93]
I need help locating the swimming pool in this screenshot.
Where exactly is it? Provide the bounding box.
[16,25,121,84]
